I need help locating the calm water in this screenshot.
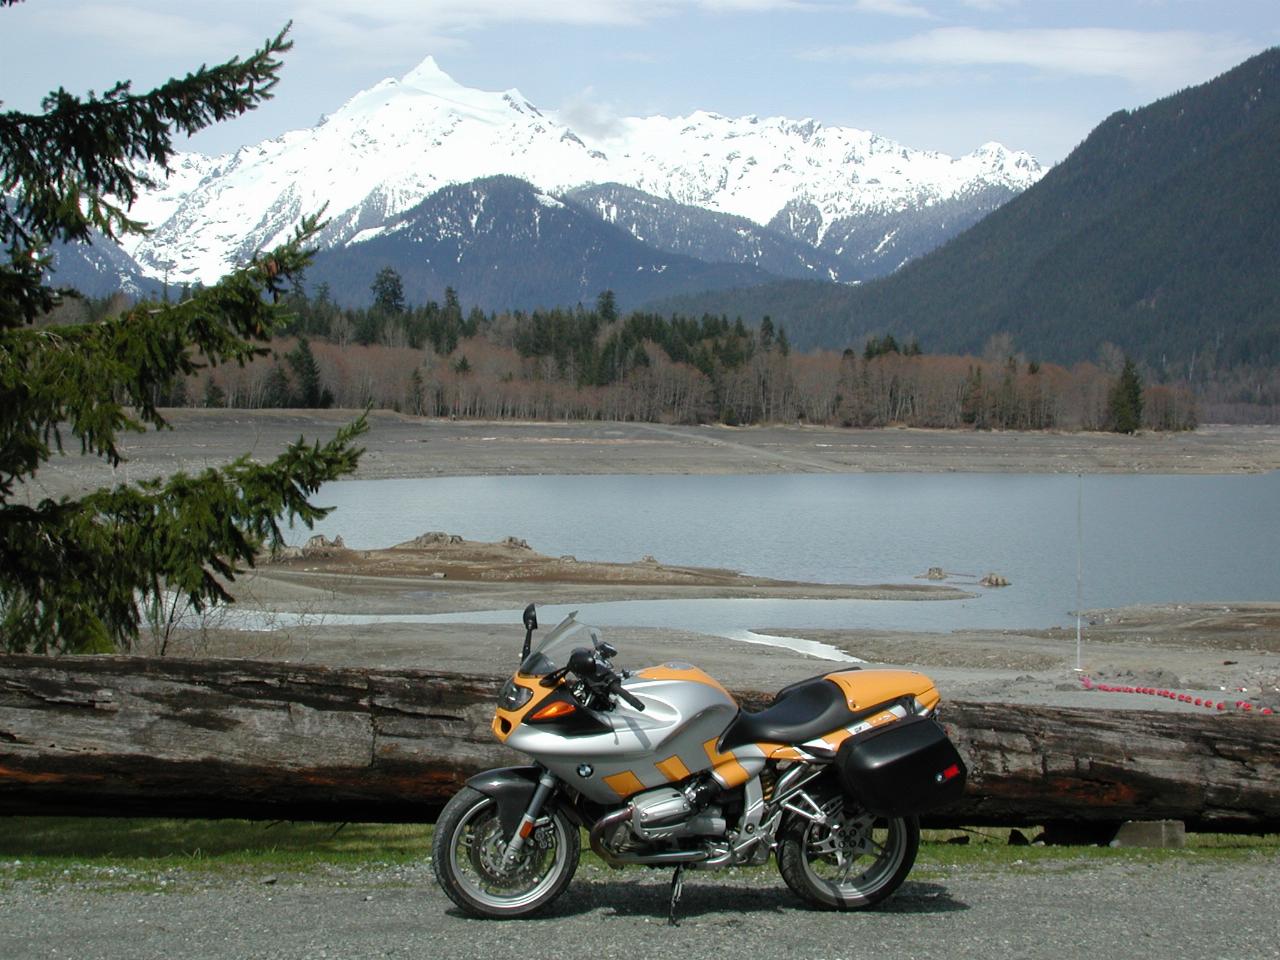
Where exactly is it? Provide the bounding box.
[289,473,1280,632]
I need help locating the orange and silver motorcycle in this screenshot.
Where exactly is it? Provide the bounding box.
[432,606,966,920]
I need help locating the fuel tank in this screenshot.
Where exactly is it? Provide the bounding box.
[506,662,739,804]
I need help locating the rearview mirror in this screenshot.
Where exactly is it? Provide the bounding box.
[521,603,538,662]
[568,647,596,676]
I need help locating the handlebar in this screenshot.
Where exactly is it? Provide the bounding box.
[609,678,646,712]
[564,645,645,711]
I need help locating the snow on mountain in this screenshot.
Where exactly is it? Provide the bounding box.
[564,182,852,282]
[592,118,1039,243]
[47,233,153,299]
[305,175,775,311]
[123,56,1044,285]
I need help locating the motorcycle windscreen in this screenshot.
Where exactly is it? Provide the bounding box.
[836,716,967,816]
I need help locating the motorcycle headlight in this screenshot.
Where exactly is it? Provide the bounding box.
[499,678,533,711]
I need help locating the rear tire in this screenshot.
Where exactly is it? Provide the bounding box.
[432,786,579,918]
[777,787,918,910]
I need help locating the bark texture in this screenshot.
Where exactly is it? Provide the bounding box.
[2,656,1276,830]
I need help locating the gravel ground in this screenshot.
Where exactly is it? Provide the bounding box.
[3,855,1278,960]
[22,413,1280,504]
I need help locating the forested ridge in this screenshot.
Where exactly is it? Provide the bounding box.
[303,175,776,311]
[649,47,1280,398]
[54,281,1195,433]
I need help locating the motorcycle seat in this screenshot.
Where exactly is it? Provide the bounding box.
[772,670,856,703]
[717,677,862,752]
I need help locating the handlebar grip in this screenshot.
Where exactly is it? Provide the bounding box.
[610,679,645,712]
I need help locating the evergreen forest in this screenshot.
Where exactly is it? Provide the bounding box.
[48,277,1195,434]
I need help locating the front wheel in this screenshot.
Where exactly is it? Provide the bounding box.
[432,786,580,918]
[777,788,919,910]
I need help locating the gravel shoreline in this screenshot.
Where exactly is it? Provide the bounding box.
[21,412,1280,502]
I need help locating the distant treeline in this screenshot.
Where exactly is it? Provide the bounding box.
[50,281,1203,431]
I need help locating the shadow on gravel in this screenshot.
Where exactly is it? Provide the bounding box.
[875,881,969,914]
[495,878,968,923]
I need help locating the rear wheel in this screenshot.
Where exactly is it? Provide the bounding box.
[777,788,918,910]
[432,786,579,918]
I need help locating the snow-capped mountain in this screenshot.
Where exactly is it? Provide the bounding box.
[564,182,852,282]
[306,176,776,311]
[776,180,1027,279]
[48,233,152,299]
[122,57,1044,289]
[589,115,1040,240]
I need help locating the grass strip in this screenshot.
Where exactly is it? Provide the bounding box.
[1,818,1275,890]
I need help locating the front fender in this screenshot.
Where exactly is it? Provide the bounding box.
[465,766,542,839]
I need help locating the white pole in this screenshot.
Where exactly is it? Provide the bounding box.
[1075,473,1083,672]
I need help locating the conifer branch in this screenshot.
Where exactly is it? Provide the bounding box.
[0,14,365,654]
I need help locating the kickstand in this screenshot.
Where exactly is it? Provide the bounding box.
[667,864,685,927]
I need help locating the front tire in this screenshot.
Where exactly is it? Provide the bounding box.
[432,786,580,918]
[777,788,919,910]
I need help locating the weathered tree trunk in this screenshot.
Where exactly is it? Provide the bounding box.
[935,701,1280,832]
[0,655,506,822]
[2,655,1277,830]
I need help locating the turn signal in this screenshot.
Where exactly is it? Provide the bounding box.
[530,700,578,721]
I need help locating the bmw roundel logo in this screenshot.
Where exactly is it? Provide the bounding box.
[577,763,594,779]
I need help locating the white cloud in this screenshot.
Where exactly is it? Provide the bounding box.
[285,0,824,60]
[294,11,466,67]
[558,86,626,140]
[813,27,1258,90]
[13,0,824,67]
[291,0,817,35]
[851,68,989,90]
[609,51,661,64]
[19,4,254,58]
[696,0,820,9]
[295,0,653,32]
[956,0,1021,10]
[852,0,935,19]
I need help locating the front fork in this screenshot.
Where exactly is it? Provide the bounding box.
[501,769,558,867]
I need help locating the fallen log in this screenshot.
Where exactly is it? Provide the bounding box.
[939,700,1280,831]
[2,655,1277,831]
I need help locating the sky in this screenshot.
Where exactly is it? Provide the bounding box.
[2,1,1277,166]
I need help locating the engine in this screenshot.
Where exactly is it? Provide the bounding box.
[626,786,727,842]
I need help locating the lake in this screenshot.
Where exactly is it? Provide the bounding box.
[288,472,1280,632]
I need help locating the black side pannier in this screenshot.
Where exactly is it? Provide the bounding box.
[836,716,967,817]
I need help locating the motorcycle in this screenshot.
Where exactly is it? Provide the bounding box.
[432,605,966,921]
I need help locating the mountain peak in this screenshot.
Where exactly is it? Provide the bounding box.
[400,56,461,94]
[125,57,1045,288]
